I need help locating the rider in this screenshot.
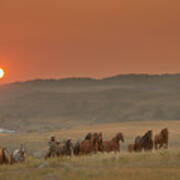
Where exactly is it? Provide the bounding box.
[46,135,59,158]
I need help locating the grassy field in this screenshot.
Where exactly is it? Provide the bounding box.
[0,120,180,179]
[1,150,180,180]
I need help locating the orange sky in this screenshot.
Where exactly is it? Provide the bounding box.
[0,0,180,83]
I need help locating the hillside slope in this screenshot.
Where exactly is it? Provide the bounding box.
[0,74,180,132]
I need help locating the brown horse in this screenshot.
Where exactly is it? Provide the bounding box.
[79,133,100,155]
[102,133,124,153]
[134,136,143,152]
[0,147,9,165]
[154,128,169,150]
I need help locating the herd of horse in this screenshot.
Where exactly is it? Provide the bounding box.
[0,144,25,165]
[128,128,168,152]
[45,128,169,158]
[0,128,169,165]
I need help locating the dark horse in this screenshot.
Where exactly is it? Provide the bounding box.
[154,128,169,150]
[134,130,153,152]
[73,140,81,156]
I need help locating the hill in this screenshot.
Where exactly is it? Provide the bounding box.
[0,74,180,132]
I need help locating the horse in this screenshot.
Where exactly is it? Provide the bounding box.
[134,136,143,152]
[11,144,26,164]
[0,147,10,165]
[45,137,61,159]
[141,130,153,151]
[102,132,124,153]
[79,133,99,155]
[59,139,73,156]
[134,130,153,152]
[97,132,103,152]
[73,139,81,156]
[154,128,169,150]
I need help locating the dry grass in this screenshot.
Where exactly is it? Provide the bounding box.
[0,150,180,180]
[0,120,179,153]
[0,120,180,179]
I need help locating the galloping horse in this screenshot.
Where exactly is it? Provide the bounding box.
[154,128,169,150]
[141,130,153,151]
[79,133,100,155]
[102,132,124,153]
[134,130,153,152]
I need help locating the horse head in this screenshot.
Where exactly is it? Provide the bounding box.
[117,133,125,143]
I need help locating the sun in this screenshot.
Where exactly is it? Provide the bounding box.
[0,68,5,79]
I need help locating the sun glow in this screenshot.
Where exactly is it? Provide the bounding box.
[0,68,5,79]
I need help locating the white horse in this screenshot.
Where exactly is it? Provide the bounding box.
[11,144,26,164]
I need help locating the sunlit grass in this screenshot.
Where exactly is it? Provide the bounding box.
[0,150,180,180]
[0,120,180,179]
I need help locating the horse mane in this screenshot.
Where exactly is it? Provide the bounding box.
[141,130,153,150]
[85,133,92,140]
[142,131,152,142]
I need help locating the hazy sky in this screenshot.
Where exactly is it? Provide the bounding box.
[0,0,180,83]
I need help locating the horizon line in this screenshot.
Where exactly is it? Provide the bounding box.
[1,72,180,87]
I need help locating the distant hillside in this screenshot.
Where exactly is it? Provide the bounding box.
[0,74,180,132]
